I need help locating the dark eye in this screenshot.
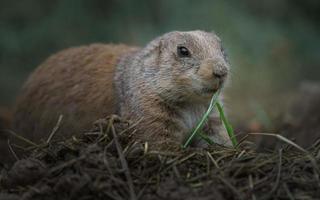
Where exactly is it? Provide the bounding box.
[177,46,191,57]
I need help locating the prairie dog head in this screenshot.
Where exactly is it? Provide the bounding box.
[140,30,230,103]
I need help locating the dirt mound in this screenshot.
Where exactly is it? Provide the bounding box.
[1,116,320,200]
[280,82,320,148]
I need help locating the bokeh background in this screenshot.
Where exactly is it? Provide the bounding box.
[1,0,320,130]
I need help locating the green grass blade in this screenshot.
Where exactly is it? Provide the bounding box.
[198,132,214,145]
[183,91,220,148]
[216,102,238,147]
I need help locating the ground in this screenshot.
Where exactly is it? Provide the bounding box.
[1,107,320,200]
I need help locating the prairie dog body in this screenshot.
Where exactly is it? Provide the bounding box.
[13,30,231,149]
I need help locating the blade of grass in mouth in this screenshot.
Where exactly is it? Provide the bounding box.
[183,90,238,148]
[216,101,237,147]
[183,91,220,148]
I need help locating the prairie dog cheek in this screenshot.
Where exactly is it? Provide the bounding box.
[197,63,213,81]
[175,73,193,87]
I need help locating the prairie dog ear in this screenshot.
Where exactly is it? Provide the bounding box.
[143,31,182,57]
[143,36,163,57]
[141,37,163,68]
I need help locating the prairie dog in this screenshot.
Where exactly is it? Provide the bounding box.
[13,30,231,149]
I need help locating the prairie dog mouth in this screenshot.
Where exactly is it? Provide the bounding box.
[202,77,226,94]
[201,87,218,94]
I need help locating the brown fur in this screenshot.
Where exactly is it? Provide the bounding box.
[12,31,232,150]
[0,107,11,131]
[13,44,138,141]
[0,107,13,164]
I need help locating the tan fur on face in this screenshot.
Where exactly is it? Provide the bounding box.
[198,61,214,81]
[12,30,232,151]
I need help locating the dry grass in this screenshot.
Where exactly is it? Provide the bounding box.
[1,116,320,200]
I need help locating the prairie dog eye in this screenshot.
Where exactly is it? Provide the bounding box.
[177,46,191,57]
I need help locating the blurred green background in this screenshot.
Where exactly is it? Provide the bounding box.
[1,0,320,126]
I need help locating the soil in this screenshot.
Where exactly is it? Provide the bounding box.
[0,113,320,200]
[1,85,320,200]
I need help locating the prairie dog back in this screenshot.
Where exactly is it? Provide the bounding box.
[13,44,138,141]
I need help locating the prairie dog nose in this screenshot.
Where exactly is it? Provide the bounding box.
[212,61,228,78]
